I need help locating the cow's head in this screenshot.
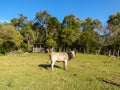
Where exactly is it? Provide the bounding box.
[67,50,75,61]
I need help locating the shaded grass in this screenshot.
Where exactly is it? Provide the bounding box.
[0,53,120,90]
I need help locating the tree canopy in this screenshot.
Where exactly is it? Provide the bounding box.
[0,10,119,56]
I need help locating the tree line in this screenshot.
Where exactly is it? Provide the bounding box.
[0,10,120,56]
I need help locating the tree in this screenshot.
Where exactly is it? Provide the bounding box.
[11,14,28,30]
[94,25,109,55]
[76,18,102,53]
[0,24,23,53]
[60,14,82,51]
[107,12,120,56]
[78,30,98,53]
[46,17,60,50]
[45,38,57,48]
[81,17,101,32]
[20,29,35,51]
[47,17,60,35]
[34,10,51,37]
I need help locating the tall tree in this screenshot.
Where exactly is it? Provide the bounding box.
[107,12,120,55]
[34,10,51,37]
[77,30,98,53]
[94,25,109,55]
[45,17,60,49]
[20,29,35,51]
[11,14,28,30]
[81,17,101,32]
[0,24,23,53]
[62,14,82,32]
[47,17,60,35]
[61,14,82,50]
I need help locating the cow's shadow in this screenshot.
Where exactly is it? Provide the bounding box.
[38,64,62,70]
[96,77,120,88]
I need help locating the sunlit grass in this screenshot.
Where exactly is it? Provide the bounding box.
[0,53,120,90]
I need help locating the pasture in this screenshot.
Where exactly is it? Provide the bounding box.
[0,53,120,90]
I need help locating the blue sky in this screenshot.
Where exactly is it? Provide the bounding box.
[0,0,120,23]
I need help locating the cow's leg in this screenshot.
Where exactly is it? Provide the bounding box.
[51,60,55,70]
[64,60,68,70]
[63,61,65,69]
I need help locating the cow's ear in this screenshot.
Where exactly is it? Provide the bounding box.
[67,49,71,52]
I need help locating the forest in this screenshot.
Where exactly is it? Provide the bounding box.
[0,10,120,56]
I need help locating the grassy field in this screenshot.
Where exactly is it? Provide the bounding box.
[0,53,120,90]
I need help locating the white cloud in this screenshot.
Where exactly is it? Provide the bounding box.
[0,19,10,23]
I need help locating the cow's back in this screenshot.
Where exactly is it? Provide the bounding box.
[50,52,68,61]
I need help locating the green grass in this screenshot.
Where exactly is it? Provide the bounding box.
[0,53,120,90]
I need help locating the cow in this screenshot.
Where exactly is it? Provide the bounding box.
[50,50,75,70]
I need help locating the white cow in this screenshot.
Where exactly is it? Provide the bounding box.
[50,50,75,70]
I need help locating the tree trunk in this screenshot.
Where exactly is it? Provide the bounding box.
[86,48,89,54]
[84,49,86,54]
[96,47,102,55]
[45,29,48,37]
[59,47,62,52]
[113,50,115,56]
[27,40,31,52]
[79,48,81,53]
[108,50,111,56]
[118,50,119,59]
[96,50,99,55]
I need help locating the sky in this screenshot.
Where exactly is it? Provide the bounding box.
[0,0,120,24]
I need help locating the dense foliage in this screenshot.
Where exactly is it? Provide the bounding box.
[0,11,120,56]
